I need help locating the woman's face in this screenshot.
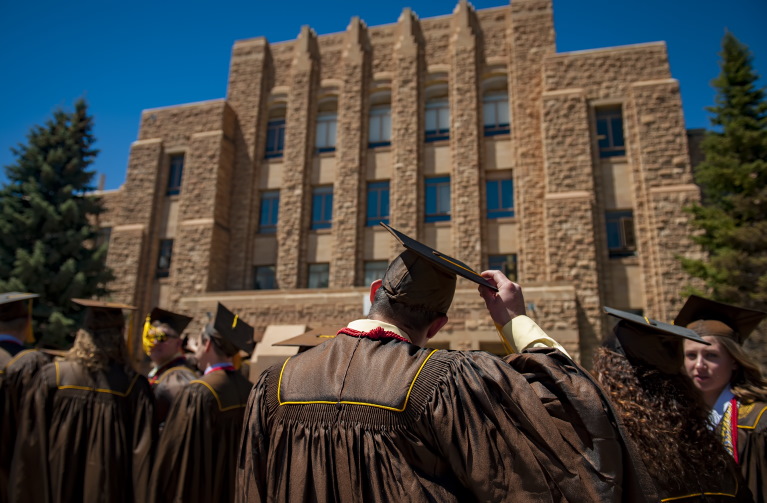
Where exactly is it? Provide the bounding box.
[683,336,738,397]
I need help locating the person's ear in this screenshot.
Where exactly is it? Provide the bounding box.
[204,338,212,352]
[426,316,448,340]
[369,279,383,304]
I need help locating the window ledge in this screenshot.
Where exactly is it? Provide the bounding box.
[425,139,450,147]
[489,216,517,224]
[424,220,452,228]
[609,254,639,264]
[310,228,333,235]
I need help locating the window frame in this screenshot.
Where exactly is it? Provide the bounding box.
[605,209,637,258]
[595,106,626,158]
[488,253,518,282]
[368,105,392,148]
[265,119,286,159]
[486,177,515,219]
[167,154,184,195]
[483,92,511,136]
[259,190,280,234]
[366,181,390,227]
[425,176,451,223]
[156,239,174,278]
[307,263,330,289]
[311,186,334,230]
[253,265,277,290]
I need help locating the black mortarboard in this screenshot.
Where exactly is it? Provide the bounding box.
[674,295,767,344]
[72,298,136,332]
[380,223,497,314]
[0,292,39,321]
[273,326,340,351]
[149,307,193,336]
[604,306,709,374]
[209,303,255,355]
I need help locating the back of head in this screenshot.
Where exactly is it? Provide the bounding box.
[381,250,456,314]
[593,347,733,495]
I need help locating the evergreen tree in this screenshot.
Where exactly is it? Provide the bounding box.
[682,33,767,314]
[0,99,113,348]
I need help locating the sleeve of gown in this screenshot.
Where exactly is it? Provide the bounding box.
[131,376,157,503]
[148,383,214,503]
[235,371,270,503]
[499,315,570,357]
[428,350,655,503]
[742,417,767,503]
[8,364,54,503]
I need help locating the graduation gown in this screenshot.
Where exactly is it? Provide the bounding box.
[148,356,199,425]
[236,332,658,502]
[0,342,49,503]
[9,360,156,503]
[722,400,767,503]
[149,368,253,503]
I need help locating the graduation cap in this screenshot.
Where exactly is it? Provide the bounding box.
[380,223,497,313]
[0,292,39,321]
[207,303,255,356]
[147,307,193,336]
[273,326,340,352]
[72,298,136,332]
[603,306,709,374]
[674,295,767,344]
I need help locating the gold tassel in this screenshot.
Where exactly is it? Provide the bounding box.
[232,314,238,329]
[232,352,242,370]
[495,323,516,355]
[140,314,152,356]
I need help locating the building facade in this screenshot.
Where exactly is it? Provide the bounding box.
[99,0,702,364]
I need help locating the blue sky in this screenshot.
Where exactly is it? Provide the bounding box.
[1,0,765,191]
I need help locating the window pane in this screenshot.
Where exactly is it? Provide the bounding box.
[483,102,497,127]
[438,106,450,131]
[266,120,285,157]
[426,176,451,222]
[425,109,437,132]
[381,114,391,141]
[308,264,329,288]
[497,100,510,126]
[167,155,184,195]
[253,265,277,290]
[259,191,279,233]
[488,254,517,282]
[611,117,625,147]
[157,239,173,278]
[606,209,636,257]
[363,261,388,287]
[312,187,333,229]
[486,180,500,210]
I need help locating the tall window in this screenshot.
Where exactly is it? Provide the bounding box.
[253,265,277,290]
[486,178,514,219]
[259,191,279,234]
[483,92,510,136]
[311,186,333,230]
[605,209,636,257]
[363,261,388,286]
[167,154,184,195]
[366,181,390,226]
[425,76,449,142]
[425,176,451,223]
[596,105,626,158]
[316,97,338,153]
[157,239,173,278]
[369,105,392,147]
[425,99,450,142]
[265,119,286,158]
[307,263,329,288]
[488,254,517,282]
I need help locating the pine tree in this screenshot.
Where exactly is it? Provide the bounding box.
[0,99,113,348]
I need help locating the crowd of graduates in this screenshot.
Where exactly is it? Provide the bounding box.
[1,225,766,502]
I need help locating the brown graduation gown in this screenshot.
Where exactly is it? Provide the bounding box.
[149,368,253,503]
[0,342,49,503]
[9,360,156,503]
[149,357,199,425]
[728,401,767,503]
[236,333,659,502]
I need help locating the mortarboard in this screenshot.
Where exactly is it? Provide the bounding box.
[0,292,39,321]
[273,326,340,351]
[72,298,136,332]
[604,306,709,374]
[148,307,193,336]
[208,303,255,355]
[674,295,766,344]
[380,223,497,314]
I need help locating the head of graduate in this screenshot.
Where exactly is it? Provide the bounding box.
[368,224,498,347]
[189,303,254,371]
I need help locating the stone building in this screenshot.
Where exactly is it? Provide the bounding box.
[98,0,702,365]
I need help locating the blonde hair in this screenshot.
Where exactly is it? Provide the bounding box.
[715,336,767,404]
[67,327,128,372]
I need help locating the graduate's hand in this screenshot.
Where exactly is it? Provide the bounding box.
[478,270,526,327]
